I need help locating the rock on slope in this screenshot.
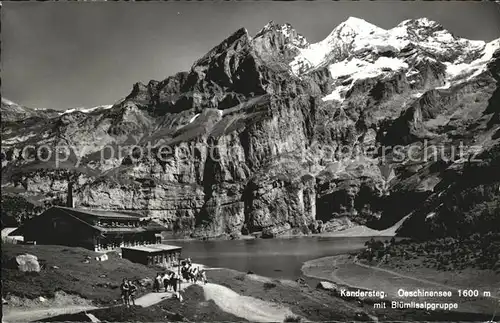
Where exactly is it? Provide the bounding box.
[1,17,499,239]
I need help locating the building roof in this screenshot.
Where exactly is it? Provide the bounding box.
[55,206,143,220]
[2,227,19,238]
[122,244,182,253]
[9,206,166,237]
[55,206,166,234]
[98,223,165,235]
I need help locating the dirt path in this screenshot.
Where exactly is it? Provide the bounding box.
[202,283,295,322]
[3,282,193,323]
[2,305,98,322]
[136,280,300,322]
[134,281,193,307]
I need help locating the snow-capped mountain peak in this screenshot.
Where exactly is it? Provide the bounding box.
[290,16,492,78]
[255,20,309,49]
[1,98,62,121]
[287,17,499,104]
[60,105,113,115]
[289,17,389,74]
[328,16,385,40]
[483,38,500,61]
[400,17,442,29]
[1,97,17,106]
[437,37,500,89]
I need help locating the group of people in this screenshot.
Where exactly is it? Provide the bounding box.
[154,271,180,293]
[181,258,207,284]
[152,258,208,294]
[119,258,208,307]
[120,279,138,308]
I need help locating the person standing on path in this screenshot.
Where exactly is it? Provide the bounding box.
[120,278,130,308]
[191,266,199,283]
[171,270,180,293]
[154,273,162,292]
[163,271,173,291]
[128,279,137,306]
[198,268,208,284]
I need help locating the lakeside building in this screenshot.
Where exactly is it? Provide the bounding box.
[121,244,182,267]
[1,227,24,244]
[9,206,165,252]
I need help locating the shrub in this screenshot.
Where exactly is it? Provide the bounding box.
[263,282,277,290]
[284,314,302,322]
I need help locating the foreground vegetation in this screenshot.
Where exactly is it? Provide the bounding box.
[360,233,500,272]
[2,244,157,305]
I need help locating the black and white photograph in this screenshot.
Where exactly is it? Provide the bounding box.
[1,1,499,322]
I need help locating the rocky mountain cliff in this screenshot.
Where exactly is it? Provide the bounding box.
[2,17,499,239]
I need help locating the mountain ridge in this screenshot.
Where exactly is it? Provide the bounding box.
[2,17,499,239]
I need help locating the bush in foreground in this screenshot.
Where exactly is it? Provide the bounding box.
[283,314,302,322]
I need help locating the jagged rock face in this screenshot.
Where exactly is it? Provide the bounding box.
[2,17,499,239]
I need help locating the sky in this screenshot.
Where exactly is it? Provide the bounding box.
[2,1,500,111]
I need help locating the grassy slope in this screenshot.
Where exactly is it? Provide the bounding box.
[2,244,158,305]
[40,267,497,322]
[206,268,371,321]
[359,237,500,286]
[303,255,498,319]
[212,268,495,322]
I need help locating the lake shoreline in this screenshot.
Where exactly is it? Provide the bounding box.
[163,223,402,242]
[301,254,354,286]
[163,215,409,242]
[161,236,374,283]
